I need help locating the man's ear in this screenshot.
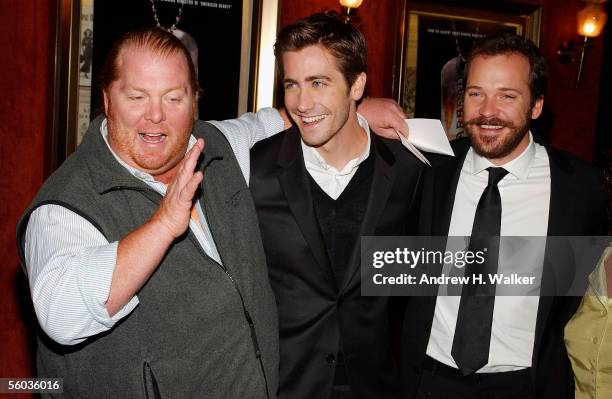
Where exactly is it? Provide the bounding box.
[350,72,367,101]
[103,90,109,116]
[531,95,544,119]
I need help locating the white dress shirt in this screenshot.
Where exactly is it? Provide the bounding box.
[301,113,371,200]
[426,132,551,372]
[24,109,284,345]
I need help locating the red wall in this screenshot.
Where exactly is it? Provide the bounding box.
[278,0,606,160]
[0,0,56,392]
[539,0,605,159]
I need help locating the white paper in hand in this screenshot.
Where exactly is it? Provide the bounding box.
[396,133,431,166]
[396,118,455,165]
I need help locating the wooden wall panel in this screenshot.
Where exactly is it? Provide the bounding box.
[0,0,56,388]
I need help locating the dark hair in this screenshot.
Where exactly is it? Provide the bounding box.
[274,11,367,86]
[98,27,198,96]
[466,34,548,105]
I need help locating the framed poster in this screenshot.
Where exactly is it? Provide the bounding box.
[393,1,542,140]
[52,0,278,165]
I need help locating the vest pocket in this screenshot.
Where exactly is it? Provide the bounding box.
[143,361,161,399]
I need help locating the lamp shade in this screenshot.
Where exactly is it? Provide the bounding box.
[577,3,608,37]
[339,0,364,8]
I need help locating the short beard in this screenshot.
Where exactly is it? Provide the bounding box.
[105,102,193,178]
[464,115,530,160]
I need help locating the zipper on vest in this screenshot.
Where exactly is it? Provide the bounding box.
[244,310,262,358]
[181,189,271,398]
[221,269,262,358]
[219,266,270,399]
[188,235,264,359]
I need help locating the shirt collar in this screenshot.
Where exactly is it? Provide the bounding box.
[588,245,612,304]
[100,118,196,184]
[300,112,371,175]
[470,131,536,180]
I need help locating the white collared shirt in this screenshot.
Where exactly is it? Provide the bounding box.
[301,113,371,200]
[426,132,551,372]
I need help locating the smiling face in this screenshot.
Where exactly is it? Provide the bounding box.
[282,44,365,152]
[463,53,543,165]
[103,48,196,184]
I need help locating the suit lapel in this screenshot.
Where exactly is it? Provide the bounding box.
[544,145,574,236]
[533,143,573,368]
[432,146,468,236]
[340,138,396,294]
[277,128,332,274]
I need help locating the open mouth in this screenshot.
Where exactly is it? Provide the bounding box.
[139,132,167,144]
[301,114,328,126]
[466,117,510,133]
[478,124,504,130]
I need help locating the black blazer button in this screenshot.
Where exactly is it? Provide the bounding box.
[326,353,336,364]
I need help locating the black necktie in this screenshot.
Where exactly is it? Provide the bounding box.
[452,167,508,375]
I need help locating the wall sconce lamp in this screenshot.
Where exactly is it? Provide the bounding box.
[558,0,608,88]
[339,0,363,23]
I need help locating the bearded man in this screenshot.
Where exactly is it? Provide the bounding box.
[400,35,607,399]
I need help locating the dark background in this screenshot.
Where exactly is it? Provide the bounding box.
[92,0,243,121]
[414,15,517,119]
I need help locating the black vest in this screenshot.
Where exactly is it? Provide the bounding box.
[309,152,374,286]
[309,151,375,386]
[17,116,279,398]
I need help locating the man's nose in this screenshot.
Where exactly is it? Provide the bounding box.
[479,97,498,118]
[296,89,314,113]
[145,98,165,123]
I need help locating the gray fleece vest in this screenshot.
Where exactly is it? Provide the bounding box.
[16,116,279,398]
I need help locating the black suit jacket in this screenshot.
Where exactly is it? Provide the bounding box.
[401,137,608,399]
[250,126,423,399]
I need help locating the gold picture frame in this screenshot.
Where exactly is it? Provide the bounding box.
[392,1,542,140]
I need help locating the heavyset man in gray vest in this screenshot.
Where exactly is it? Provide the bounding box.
[16,28,281,398]
[16,27,407,398]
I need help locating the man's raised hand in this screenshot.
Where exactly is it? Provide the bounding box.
[153,138,205,239]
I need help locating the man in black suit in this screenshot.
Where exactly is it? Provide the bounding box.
[250,12,423,399]
[402,35,608,398]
